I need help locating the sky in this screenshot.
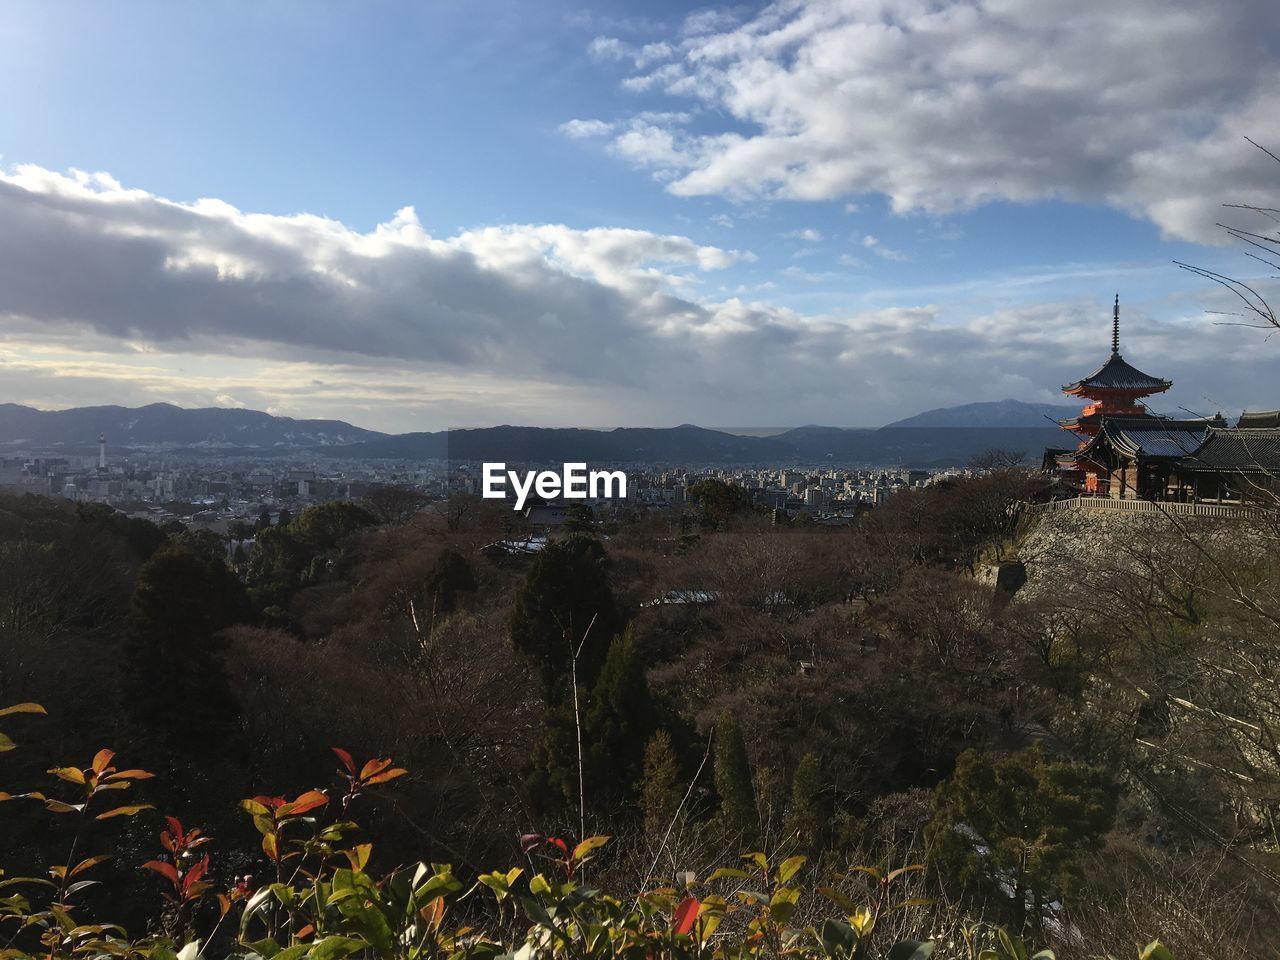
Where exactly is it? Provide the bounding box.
[1,0,1278,432]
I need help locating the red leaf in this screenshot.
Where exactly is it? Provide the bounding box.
[520,833,543,853]
[332,747,356,774]
[143,860,179,885]
[674,897,700,936]
[183,856,209,892]
[549,837,569,857]
[165,816,185,841]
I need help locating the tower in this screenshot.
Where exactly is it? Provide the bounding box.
[98,433,106,470]
[1059,295,1171,445]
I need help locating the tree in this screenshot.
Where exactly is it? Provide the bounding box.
[584,631,658,810]
[363,485,429,524]
[120,546,253,753]
[641,730,683,839]
[289,501,377,549]
[782,753,825,853]
[525,629,658,818]
[713,709,759,847]
[423,548,477,616]
[927,745,1117,935]
[687,478,754,528]
[510,534,623,698]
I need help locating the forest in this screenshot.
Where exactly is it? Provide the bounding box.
[1,468,1278,959]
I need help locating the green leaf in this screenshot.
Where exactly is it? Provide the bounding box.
[775,856,806,885]
[309,936,368,960]
[571,836,610,861]
[0,733,16,753]
[1140,943,1173,960]
[705,867,750,883]
[819,918,856,958]
[886,940,935,960]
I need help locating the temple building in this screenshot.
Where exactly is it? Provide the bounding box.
[1046,296,1279,503]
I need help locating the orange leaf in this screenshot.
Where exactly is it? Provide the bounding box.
[104,769,154,782]
[91,749,115,774]
[70,855,112,877]
[358,758,393,781]
[0,703,47,717]
[280,790,328,816]
[332,747,355,774]
[363,767,407,786]
[95,803,153,820]
[49,766,85,785]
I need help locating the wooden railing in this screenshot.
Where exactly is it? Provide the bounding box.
[1022,496,1267,519]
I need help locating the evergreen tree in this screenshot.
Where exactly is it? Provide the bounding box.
[584,631,657,809]
[276,508,292,527]
[121,546,252,754]
[510,533,623,698]
[424,548,477,615]
[927,745,1117,936]
[526,630,658,817]
[256,509,272,531]
[782,753,825,853]
[641,730,683,839]
[713,709,759,847]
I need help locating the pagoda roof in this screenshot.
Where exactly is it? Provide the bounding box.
[1178,427,1280,473]
[1074,417,1211,463]
[1062,352,1172,395]
[1237,410,1280,429]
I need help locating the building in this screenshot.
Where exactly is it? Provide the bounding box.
[1047,296,1280,502]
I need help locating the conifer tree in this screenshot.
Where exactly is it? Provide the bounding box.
[782,753,824,853]
[927,744,1116,936]
[121,545,251,753]
[641,730,683,839]
[713,709,759,847]
[585,631,656,808]
[510,533,623,699]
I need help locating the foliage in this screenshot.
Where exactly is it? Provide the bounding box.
[510,533,624,698]
[713,709,759,847]
[121,545,252,752]
[927,745,1117,934]
[0,716,1171,960]
[687,479,755,528]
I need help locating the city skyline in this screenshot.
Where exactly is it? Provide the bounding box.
[2,0,1278,431]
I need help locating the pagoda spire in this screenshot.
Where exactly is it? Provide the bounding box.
[1112,293,1120,355]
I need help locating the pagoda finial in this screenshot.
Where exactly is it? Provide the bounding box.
[1112,293,1120,354]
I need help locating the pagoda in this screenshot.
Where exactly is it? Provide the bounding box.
[1059,295,1171,443]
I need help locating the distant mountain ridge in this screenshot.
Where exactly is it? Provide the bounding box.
[0,400,1073,467]
[0,402,386,449]
[884,399,1078,429]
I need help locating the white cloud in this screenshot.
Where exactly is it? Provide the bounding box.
[580,0,1280,243]
[0,162,1275,429]
[558,118,613,139]
[783,227,823,242]
[861,234,910,261]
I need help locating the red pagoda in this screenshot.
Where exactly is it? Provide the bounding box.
[1051,296,1211,498]
[1059,295,1171,443]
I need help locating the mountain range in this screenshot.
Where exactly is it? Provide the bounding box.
[0,399,1078,467]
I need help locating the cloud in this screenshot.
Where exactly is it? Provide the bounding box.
[558,118,614,139]
[862,234,910,261]
[0,162,1275,429]
[579,0,1280,243]
[783,228,823,242]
